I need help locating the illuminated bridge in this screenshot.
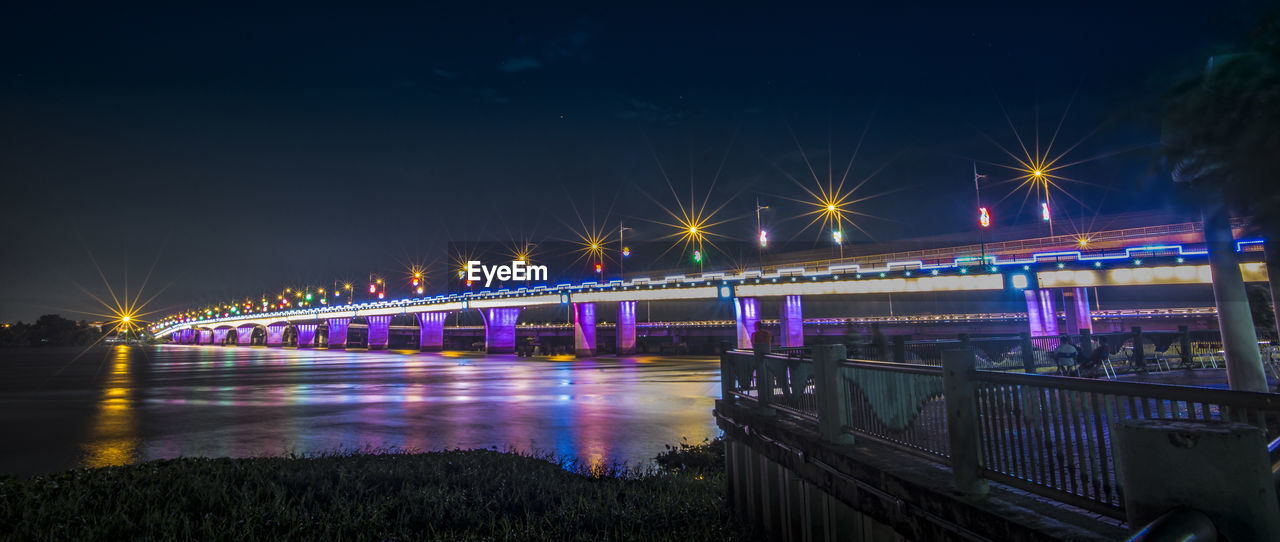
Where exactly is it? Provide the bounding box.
[152,218,1268,356]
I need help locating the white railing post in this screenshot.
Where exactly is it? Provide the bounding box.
[943,348,989,496]
[720,340,734,401]
[812,344,853,444]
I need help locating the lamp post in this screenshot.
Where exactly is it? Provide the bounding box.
[974,162,989,263]
[756,198,769,267]
[619,221,631,282]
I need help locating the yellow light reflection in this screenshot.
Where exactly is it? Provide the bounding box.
[83,345,138,468]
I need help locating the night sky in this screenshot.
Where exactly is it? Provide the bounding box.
[0,5,1265,323]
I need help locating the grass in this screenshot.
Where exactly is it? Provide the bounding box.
[0,444,748,541]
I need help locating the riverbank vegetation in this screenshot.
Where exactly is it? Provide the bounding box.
[0,444,746,540]
[0,314,105,347]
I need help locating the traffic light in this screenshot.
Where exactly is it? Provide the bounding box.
[693,250,702,262]
[979,207,990,228]
[759,230,768,247]
[1041,202,1051,221]
[595,263,603,273]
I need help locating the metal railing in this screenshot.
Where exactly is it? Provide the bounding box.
[972,370,1280,516]
[721,344,1280,520]
[839,360,950,460]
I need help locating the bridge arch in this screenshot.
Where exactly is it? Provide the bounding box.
[346,316,369,349]
[388,314,418,349]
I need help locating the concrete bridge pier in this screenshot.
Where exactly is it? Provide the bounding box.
[1062,287,1093,335]
[780,294,803,347]
[296,324,317,347]
[366,315,392,350]
[416,312,447,351]
[266,323,286,347]
[616,300,636,355]
[235,326,256,346]
[480,307,520,354]
[573,302,596,357]
[734,297,760,349]
[1024,288,1060,337]
[327,318,350,349]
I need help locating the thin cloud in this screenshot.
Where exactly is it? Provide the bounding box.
[500,56,543,72]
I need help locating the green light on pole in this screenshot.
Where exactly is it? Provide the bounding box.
[693,250,702,263]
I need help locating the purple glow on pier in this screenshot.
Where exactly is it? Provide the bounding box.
[481,307,520,354]
[781,294,804,347]
[416,312,446,351]
[573,302,596,357]
[326,318,350,348]
[366,315,392,350]
[734,297,759,349]
[295,324,317,347]
[616,300,636,355]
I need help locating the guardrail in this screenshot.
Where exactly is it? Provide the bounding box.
[721,344,1280,520]
[972,370,1280,516]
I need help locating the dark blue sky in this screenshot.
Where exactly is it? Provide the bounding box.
[0,4,1265,322]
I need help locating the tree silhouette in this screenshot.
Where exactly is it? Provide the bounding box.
[1163,9,1280,390]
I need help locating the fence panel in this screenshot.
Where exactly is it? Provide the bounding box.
[973,370,1280,517]
[839,360,950,460]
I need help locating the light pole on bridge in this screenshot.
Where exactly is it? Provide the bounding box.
[618,221,631,282]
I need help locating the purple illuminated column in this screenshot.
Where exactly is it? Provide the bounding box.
[236,326,257,346]
[295,324,317,347]
[416,312,447,351]
[735,297,760,349]
[183,329,195,343]
[1068,287,1092,333]
[1024,289,1060,337]
[780,294,804,347]
[573,302,597,357]
[212,328,230,345]
[480,307,520,354]
[199,329,213,344]
[616,300,636,356]
[366,315,392,350]
[266,324,286,346]
[327,318,350,349]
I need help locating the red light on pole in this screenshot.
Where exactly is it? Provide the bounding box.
[979,207,990,228]
[595,263,602,273]
[369,284,377,294]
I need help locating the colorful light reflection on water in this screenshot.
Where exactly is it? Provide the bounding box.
[9,346,722,474]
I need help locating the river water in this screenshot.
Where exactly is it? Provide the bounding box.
[0,345,722,477]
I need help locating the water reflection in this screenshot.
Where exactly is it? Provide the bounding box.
[82,345,139,467]
[61,345,720,472]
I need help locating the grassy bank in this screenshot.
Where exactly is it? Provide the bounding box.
[0,443,746,541]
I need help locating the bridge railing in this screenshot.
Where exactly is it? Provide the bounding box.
[972,369,1280,517]
[721,344,1280,520]
[839,359,951,460]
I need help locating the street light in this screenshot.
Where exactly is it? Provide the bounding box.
[756,198,769,266]
[973,162,990,262]
[618,221,632,282]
